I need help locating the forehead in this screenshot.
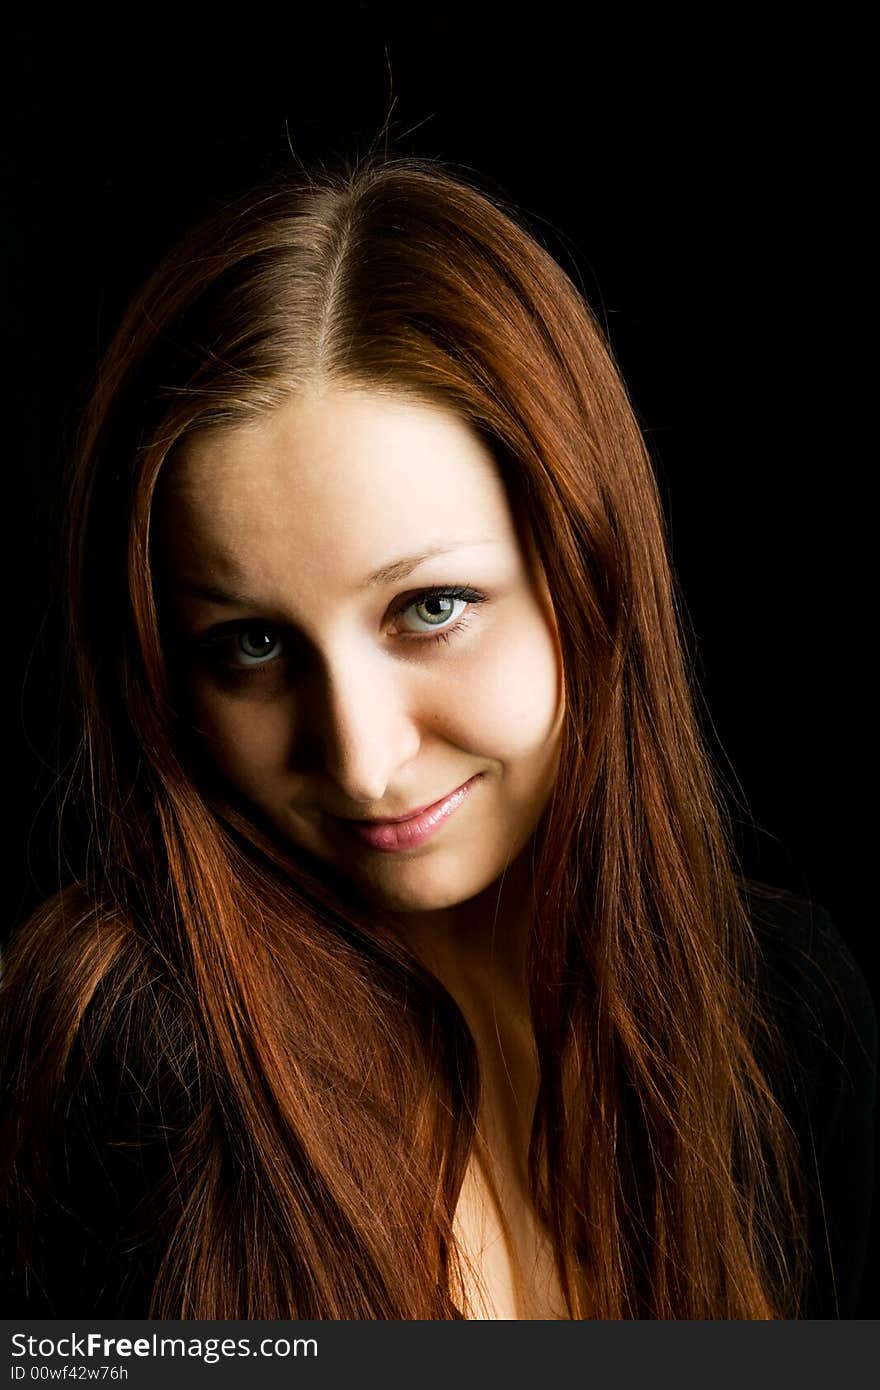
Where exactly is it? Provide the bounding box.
[154,388,518,592]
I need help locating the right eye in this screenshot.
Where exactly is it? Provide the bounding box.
[197,623,286,670]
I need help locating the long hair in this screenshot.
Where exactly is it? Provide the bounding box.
[0,152,809,1317]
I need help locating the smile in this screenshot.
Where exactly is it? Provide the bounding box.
[343,774,482,853]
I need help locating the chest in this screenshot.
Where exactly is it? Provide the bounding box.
[451,1150,572,1320]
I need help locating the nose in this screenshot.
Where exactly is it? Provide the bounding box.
[304,646,422,808]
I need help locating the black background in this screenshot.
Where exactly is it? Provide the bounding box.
[3,1,874,1313]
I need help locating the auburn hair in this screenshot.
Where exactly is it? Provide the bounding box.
[0,151,809,1317]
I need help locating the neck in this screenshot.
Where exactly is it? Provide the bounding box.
[397,845,542,1195]
[388,844,535,1013]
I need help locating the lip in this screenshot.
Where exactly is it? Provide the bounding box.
[342,774,481,853]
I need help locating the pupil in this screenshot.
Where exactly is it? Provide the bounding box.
[423,596,451,623]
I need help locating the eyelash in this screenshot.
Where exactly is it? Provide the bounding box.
[193,585,489,675]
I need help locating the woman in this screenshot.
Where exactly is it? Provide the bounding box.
[1,152,875,1320]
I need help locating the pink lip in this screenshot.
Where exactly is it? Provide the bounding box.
[345,775,481,852]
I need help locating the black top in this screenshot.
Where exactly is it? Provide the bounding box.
[746,887,877,1317]
[1,884,877,1318]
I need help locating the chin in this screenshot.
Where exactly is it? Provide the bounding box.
[348,850,506,916]
[349,875,469,916]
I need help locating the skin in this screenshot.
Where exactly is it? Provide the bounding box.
[152,384,569,1312]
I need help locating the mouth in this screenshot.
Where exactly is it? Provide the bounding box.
[339,774,482,853]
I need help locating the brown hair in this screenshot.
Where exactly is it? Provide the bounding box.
[0,151,809,1317]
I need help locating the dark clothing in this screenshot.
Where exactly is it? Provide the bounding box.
[1,883,876,1318]
[746,886,877,1317]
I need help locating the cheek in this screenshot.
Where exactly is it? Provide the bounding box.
[449,606,563,762]
[184,686,293,796]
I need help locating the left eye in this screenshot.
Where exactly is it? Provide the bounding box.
[391,585,488,644]
[398,591,469,632]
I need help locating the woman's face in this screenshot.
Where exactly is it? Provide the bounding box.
[153,386,565,916]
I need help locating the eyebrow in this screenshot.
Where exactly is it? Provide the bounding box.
[171,539,498,607]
